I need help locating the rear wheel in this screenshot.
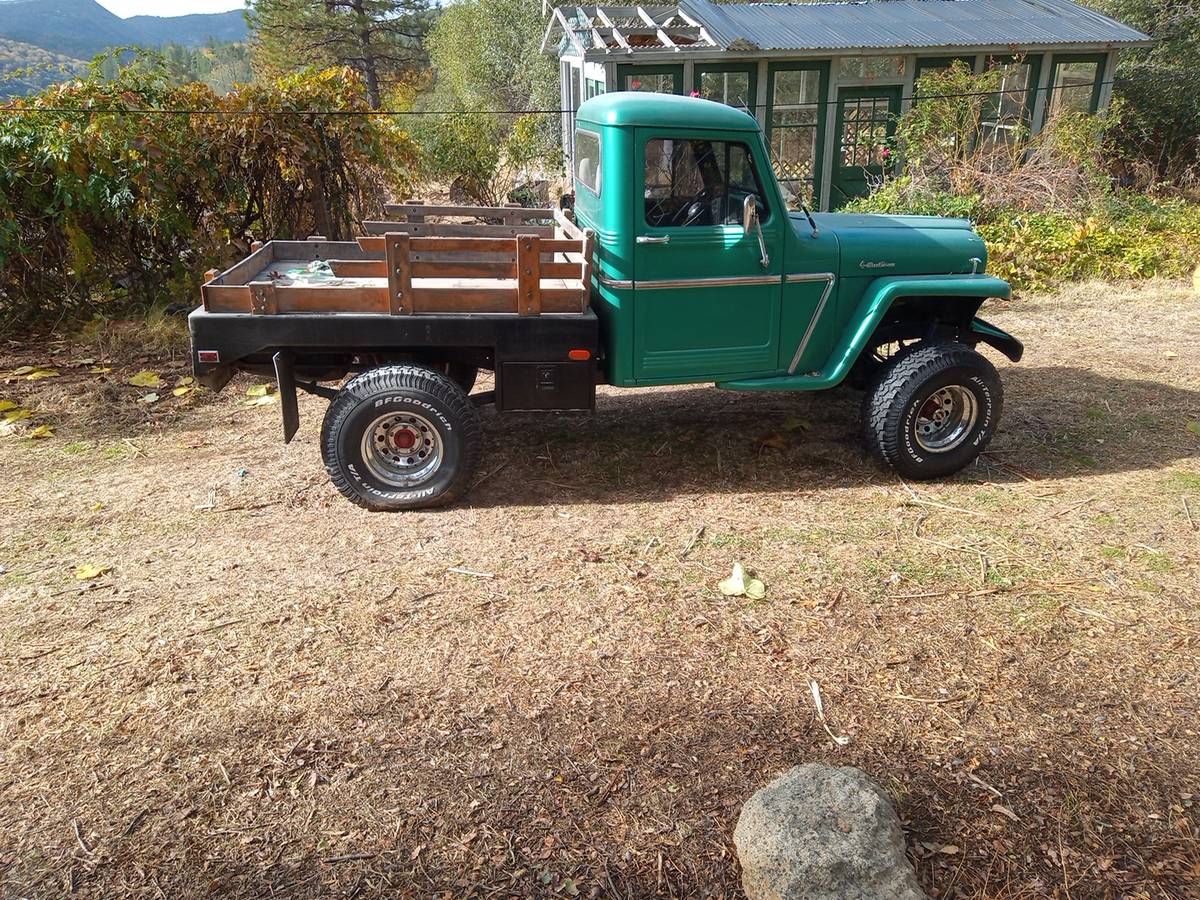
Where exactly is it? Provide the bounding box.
[320,365,481,511]
[862,343,1002,480]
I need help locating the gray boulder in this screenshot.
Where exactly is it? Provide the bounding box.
[733,764,927,900]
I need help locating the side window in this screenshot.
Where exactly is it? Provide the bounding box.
[575,130,601,196]
[644,138,768,228]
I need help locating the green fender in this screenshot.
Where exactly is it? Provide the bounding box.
[717,274,1014,392]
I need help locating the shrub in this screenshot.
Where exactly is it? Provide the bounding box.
[0,55,416,327]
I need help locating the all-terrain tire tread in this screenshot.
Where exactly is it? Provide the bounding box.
[862,342,1002,477]
[320,365,481,511]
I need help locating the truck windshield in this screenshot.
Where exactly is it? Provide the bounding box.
[644,138,767,228]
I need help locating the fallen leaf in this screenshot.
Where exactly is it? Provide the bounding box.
[245,383,273,398]
[3,408,32,422]
[244,394,277,406]
[1164,350,1178,359]
[178,376,194,386]
[74,563,110,581]
[76,357,96,366]
[172,386,194,397]
[89,366,113,375]
[25,367,59,380]
[138,392,160,404]
[745,578,767,600]
[718,562,747,597]
[992,804,1019,821]
[9,366,34,376]
[782,416,811,432]
[129,370,163,388]
[29,424,54,439]
[1188,421,1200,437]
[0,399,15,413]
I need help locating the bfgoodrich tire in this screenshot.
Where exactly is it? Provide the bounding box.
[320,365,481,511]
[863,343,1002,480]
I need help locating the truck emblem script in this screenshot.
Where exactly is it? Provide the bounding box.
[859,260,896,270]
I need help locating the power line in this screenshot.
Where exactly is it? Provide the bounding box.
[0,78,1127,118]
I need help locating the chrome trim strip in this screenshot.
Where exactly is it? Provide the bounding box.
[597,274,633,290]
[785,272,836,283]
[635,274,782,290]
[787,273,837,374]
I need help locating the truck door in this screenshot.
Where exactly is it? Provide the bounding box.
[631,130,783,383]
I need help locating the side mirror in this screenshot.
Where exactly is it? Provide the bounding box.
[742,193,758,231]
[743,194,769,268]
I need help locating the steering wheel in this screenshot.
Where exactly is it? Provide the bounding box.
[675,190,710,226]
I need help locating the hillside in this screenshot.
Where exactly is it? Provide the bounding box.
[0,36,84,96]
[0,0,247,60]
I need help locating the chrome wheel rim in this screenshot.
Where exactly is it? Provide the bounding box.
[361,412,443,487]
[914,385,978,453]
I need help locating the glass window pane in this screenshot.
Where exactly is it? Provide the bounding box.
[698,70,752,110]
[643,139,767,227]
[1050,61,1099,115]
[838,56,905,81]
[980,59,1033,145]
[575,130,601,195]
[770,68,822,207]
[773,69,820,107]
[625,72,676,94]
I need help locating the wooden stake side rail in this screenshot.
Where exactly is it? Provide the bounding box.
[200,214,595,317]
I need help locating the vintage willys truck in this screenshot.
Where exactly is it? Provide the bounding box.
[189,93,1023,511]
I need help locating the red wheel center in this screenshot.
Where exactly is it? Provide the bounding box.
[393,429,417,450]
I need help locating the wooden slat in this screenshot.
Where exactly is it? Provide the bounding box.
[358,235,519,254]
[328,259,386,277]
[385,233,412,315]
[517,234,541,316]
[409,287,516,314]
[541,261,583,278]
[553,208,585,240]
[540,239,585,254]
[384,203,554,222]
[202,285,252,313]
[363,221,554,239]
[274,285,389,313]
[411,260,517,278]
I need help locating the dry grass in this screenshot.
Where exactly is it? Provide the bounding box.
[1,280,1198,898]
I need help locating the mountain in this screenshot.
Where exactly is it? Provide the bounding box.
[0,36,85,94]
[0,0,247,60]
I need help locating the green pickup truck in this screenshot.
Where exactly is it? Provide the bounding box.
[190,92,1022,511]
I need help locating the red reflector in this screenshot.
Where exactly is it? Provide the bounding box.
[568,349,591,361]
[197,350,220,363]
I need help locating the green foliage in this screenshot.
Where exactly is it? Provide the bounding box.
[426,0,557,113]
[248,0,431,108]
[1083,0,1200,182]
[0,55,416,325]
[854,61,1200,292]
[851,180,1200,293]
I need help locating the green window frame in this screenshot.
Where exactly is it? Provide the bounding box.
[765,61,830,208]
[693,63,758,114]
[617,64,684,95]
[979,54,1043,144]
[1047,53,1107,116]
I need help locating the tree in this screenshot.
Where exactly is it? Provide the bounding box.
[248,0,432,108]
[426,0,557,113]
[1082,0,1200,181]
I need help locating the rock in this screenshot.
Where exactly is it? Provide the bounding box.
[734,764,927,900]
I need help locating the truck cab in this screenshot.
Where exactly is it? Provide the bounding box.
[570,92,1020,392]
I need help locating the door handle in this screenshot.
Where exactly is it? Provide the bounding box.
[636,235,670,244]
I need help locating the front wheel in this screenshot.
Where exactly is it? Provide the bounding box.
[862,343,1002,480]
[320,365,481,511]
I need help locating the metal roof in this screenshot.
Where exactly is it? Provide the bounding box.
[678,0,1151,52]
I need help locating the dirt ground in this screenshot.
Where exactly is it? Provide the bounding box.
[1,279,1198,898]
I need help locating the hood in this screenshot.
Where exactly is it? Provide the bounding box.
[791,212,988,277]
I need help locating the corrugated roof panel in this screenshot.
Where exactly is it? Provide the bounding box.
[678,0,1151,51]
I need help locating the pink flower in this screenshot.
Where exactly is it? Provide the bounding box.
[690,90,700,98]
[881,148,891,158]
[631,80,642,90]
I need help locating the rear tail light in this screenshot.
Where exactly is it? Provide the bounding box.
[568,349,591,361]
[197,350,220,363]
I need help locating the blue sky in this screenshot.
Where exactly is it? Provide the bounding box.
[97,0,244,16]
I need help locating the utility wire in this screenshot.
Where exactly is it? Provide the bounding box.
[0,78,1127,118]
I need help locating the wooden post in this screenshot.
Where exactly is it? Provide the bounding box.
[385,232,412,315]
[250,241,263,253]
[517,234,541,316]
[203,268,219,283]
[580,229,595,312]
[249,280,277,315]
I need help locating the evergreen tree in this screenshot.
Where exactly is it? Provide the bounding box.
[248,0,431,108]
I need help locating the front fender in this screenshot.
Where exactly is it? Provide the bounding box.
[718,273,1012,392]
